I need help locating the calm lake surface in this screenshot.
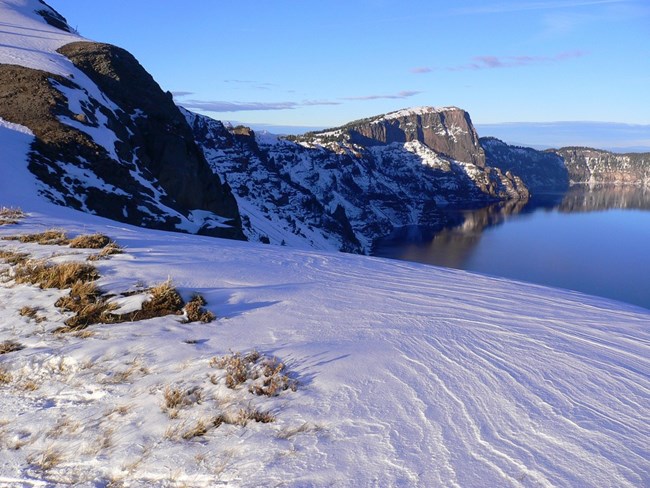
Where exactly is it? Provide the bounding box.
[373,185,650,310]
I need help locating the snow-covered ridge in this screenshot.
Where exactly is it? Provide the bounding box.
[376,105,463,122]
[0,0,83,76]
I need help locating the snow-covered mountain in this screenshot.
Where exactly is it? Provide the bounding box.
[186,107,528,252]
[1,2,649,486]
[0,0,243,239]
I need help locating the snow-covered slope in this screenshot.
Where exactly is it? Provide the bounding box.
[0,0,243,239]
[1,197,648,486]
[2,116,649,487]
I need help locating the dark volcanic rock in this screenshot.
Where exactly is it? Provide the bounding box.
[481,137,570,192]
[35,1,74,33]
[185,108,528,253]
[340,107,486,168]
[0,40,244,240]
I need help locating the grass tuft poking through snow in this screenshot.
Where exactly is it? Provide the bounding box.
[183,294,216,323]
[3,229,70,245]
[69,233,111,249]
[0,340,25,354]
[0,206,25,226]
[210,351,297,396]
[14,260,99,289]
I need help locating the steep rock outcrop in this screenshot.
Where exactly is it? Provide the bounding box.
[481,137,570,192]
[325,107,486,168]
[0,40,243,239]
[553,147,650,186]
[185,108,528,253]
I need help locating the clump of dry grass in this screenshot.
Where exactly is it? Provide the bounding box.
[19,306,46,323]
[87,241,123,261]
[161,385,203,417]
[27,445,64,472]
[0,250,29,266]
[14,260,99,289]
[55,280,118,331]
[210,351,297,396]
[69,233,110,249]
[0,207,25,225]
[181,419,210,440]
[183,294,216,323]
[0,366,12,384]
[3,229,70,245]
[0,340,25,355]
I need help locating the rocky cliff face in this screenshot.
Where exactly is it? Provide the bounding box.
[481,137,570,192]
[185,107,528,253]
[0,2,243,239]
[553,147,650,186]
[327,107,486,168]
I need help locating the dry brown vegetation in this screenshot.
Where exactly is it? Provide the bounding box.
[183,294,216,323]
[3,229,70,246]
[0,366,12,384]
[0,340,25,355]
[55,281,117,331]
[87,241,123,261]
[0,250,29,266]
[69,233,110,249]
[19,306,46,323]
[0,207,25,226]
[210,351,297,396]
[14,260,99,289]
[162,385,203,417]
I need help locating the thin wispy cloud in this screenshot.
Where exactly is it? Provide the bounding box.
[410,67,433,74]
[453,0,627,15]
[171,91,194,98]
[179,99,341,113]
[412,50,585,73]
[223,79,277,90]
[342,90,422,101]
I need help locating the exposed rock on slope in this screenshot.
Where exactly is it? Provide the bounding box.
[341,106,486,168]
[0,1,243,239]
[553,147,650,186]
[186,107,528,253]
[481,137,570,192]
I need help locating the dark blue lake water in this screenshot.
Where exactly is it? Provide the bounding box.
[373,186,650,310]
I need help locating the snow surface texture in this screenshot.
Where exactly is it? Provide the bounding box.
[1,121,649,487]
[0,205,648,487]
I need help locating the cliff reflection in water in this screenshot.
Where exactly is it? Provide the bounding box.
[372,185,650,310]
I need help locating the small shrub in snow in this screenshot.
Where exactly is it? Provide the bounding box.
[0,340,25,354]
[69,233,111,249]
[210,351,297,396]
[183,294,216,323]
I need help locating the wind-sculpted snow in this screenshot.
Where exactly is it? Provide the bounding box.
[0,203,648,486]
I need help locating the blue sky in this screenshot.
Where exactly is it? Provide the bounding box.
[50,0,650,147]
